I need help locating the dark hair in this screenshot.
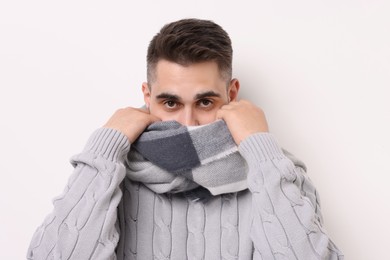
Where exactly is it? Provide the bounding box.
[146,18,233,84]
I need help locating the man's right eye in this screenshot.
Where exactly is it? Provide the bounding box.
[164,100,178,109]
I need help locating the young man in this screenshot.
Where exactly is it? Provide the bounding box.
[27,18,343,259]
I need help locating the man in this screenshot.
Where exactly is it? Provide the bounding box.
[27,18,343,259]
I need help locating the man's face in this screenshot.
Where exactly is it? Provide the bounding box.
[143,60,239,126]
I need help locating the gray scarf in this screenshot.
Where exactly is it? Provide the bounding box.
[125,120,248,199]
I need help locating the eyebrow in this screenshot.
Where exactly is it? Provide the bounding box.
[195,91,221,100]
[155,91,221,101]
[156,93,180,100]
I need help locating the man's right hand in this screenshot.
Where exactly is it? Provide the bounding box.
[103,107,160,143]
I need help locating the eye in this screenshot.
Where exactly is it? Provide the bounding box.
[197,99,213,108]
[163,100,179,109]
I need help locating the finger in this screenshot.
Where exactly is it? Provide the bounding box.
[219,103,235,111]
[216,108,223,120]
[132,107,150,113]
[148,114,161,123]
[216,107,228,120]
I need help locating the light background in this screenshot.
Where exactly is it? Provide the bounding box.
[1,1,389,259]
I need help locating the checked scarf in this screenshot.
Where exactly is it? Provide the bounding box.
[125,120,248,198]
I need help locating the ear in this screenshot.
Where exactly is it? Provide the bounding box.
[228,78,240,102]
[142,82,151,108]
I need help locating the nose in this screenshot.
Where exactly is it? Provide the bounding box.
[179,107,199,126]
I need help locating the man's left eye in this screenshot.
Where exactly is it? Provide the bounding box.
[198,99,213,107]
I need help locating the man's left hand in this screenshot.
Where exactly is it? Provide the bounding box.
[216,100,269,145]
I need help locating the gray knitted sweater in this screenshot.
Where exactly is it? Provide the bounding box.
[27,128,343,259]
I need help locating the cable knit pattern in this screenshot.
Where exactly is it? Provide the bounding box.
[153,194,172,260]
[27,128,129,260]
[27,128,343,259]
[187,200,206,259]
[239,133,342,259]
[117,179,139,259]
[221,193,239,259]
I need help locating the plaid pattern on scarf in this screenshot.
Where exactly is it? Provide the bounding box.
[126,120,248,196]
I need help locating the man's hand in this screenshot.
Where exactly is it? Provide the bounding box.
[217,100,269,145]
[103,107,160,143]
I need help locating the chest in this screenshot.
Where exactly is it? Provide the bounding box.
[116,179,254,259]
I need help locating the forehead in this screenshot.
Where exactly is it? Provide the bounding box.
[155,60,221,79]
[151,60,227,97]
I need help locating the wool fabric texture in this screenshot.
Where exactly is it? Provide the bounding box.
[27,124,344,259]
[126,120,248,197]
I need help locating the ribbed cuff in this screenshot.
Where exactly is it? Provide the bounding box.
[83,127,130,162]
[238,133,286,164]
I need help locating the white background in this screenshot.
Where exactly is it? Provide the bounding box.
[1,1,389,259]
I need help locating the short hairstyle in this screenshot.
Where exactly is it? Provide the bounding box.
[146,18,233,84]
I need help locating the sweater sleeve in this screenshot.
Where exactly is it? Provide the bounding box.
[238,133,343,260]
[27,128,130,260]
